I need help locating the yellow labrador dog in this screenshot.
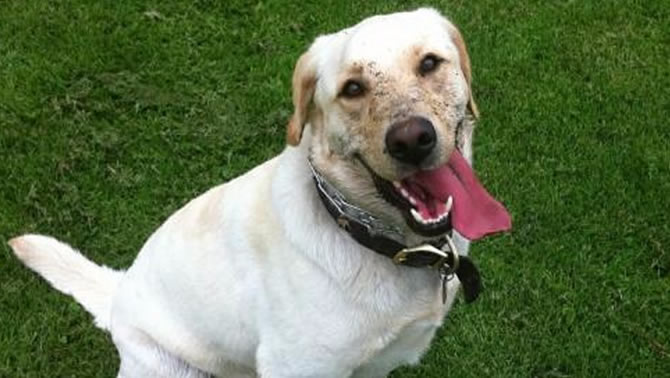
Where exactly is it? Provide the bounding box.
[10,8,511,378]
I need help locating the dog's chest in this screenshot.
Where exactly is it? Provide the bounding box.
[348,276,462,376]
[351,310,444,376]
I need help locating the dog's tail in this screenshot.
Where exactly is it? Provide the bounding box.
[8,234,124,331]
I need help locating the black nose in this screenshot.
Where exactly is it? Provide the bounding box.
[385,117,437,165]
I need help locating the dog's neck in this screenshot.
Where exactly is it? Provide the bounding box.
[307,158,448,265]
[306,155,482,303]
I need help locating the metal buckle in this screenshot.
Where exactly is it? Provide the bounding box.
[392,244,447,265]
[392,234,460,271]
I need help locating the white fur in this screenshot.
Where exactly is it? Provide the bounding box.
[10,8,478,377]
[8,235,123,329]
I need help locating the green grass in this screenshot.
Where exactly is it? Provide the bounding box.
[1,0,669,376]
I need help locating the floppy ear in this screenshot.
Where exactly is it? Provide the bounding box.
[447,23,479,119]
[287,51,317,146]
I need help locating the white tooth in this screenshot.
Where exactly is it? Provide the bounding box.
[410,208,423,223]
[408,196,417,206]
[393,181,402,189]
[435,208,450,223]
[445,196,453,213]
[400,188,410,199]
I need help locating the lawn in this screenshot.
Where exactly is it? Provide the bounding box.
[1,0,669,376]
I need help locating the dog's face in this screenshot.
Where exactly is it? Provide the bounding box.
[287,9,506,241]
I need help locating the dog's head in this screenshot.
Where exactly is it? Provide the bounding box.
[287,8,510,241]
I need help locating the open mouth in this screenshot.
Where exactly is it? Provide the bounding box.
[362,158,454,237]
[359,151,512,239]
[392,178,454,235]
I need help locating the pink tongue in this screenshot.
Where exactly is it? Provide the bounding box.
[413,151,512,240]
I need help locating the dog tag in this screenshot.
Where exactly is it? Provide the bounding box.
[454,256,481,303]
[439,268,453,304]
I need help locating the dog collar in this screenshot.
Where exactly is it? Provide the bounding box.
[308,159,482,303]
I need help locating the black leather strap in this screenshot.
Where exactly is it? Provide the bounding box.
[315,182,448,267]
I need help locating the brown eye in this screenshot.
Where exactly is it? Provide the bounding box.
[419,54,442,76]
[340,80,365,98]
